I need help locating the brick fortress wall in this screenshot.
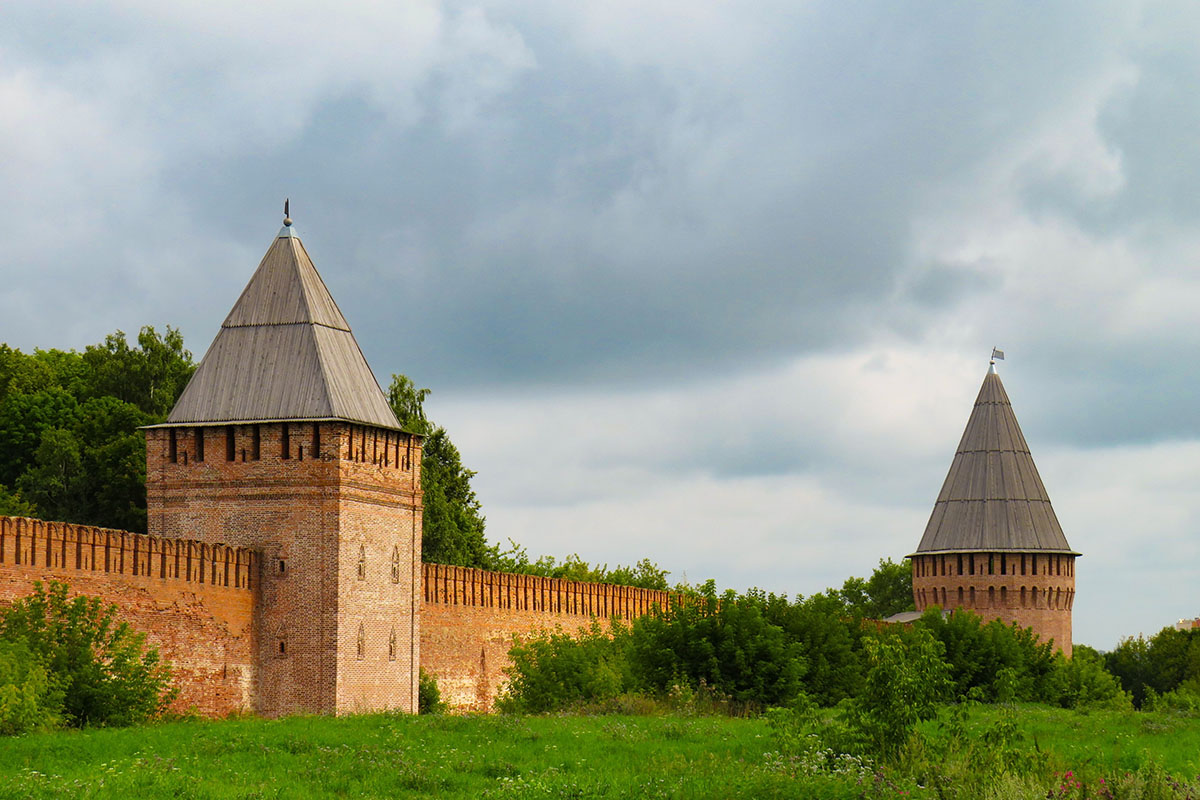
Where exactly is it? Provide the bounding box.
[0,516,258,715]
[912,551,1075,657]
[0,515,676,715]
[420,563,676,711]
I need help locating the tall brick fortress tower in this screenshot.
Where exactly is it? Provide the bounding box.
[910,356,1079,656]
[145,212,422,715]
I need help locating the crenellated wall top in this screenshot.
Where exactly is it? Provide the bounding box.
[0,515,259,592]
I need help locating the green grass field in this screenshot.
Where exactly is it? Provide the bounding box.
[0,706,1197,799]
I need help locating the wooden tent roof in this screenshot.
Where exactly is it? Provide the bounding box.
[163,223,401,430]
[912,367,1077,555]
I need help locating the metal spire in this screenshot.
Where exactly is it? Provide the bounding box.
[278,199,297,238]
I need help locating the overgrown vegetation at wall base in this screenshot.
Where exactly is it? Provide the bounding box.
[0,582,175,733]
[499,585,1130,715]
[0,707,1198,798]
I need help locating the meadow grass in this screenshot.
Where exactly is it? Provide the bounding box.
[0,705,1196,799]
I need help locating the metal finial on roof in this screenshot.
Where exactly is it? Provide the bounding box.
[283,198,292,227]
[989,346,1005,373]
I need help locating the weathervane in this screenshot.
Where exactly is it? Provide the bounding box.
[283,198,292,227]
[989,346,1005,373]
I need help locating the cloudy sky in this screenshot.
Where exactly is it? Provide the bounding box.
[4,1,1199,649]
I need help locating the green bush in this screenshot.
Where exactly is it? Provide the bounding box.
[916,608,1058,703]
[418,668,445,714]
[1051,645,1132,711]
[628,588,806,708]
[1143,686,1200,714]
[499,620,635,713]
[0,581,175,727]
[0,640,62,734]
[846,626,949,759]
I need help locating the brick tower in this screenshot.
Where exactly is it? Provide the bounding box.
[145,212,422,714]
[910,356,1079,656]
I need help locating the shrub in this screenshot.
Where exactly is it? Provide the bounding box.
[1051,646,1132,711]
[846,626,949,759]
[0,581,175,727]
[0,640,62,734]
[499,620,635,713]
[418,668,445,714]
[1143,686,1200,714]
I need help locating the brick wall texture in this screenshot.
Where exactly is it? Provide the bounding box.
[0,514,675,715]
[146,421,422,716]
[911,551,1076,657]
[0,516,257,715]
[420,563,675,710]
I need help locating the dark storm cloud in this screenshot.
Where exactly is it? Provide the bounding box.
[0,0,1196,455]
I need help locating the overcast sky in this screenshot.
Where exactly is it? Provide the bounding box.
[3,1,1198,649]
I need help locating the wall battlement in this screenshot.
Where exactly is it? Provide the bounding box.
[422,563,673,620]
[0,515,258,591]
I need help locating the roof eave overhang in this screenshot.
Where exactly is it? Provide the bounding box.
[141,417,415,435]
[907,548,1082,558]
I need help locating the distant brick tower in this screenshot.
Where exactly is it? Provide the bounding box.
[145,211,422,714]
[910,355,1079,656]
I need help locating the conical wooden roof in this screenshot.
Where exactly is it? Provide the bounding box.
[164,223,401,429]
[913,367,1076,554]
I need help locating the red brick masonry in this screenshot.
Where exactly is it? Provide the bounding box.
[0,516,677,714]
[912,551,1075,657]
[0,516,258,715]
[420,563,675,710]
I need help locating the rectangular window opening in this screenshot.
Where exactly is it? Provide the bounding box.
[312,423,321,459]
[251,425,261,461]
[281,423,291,460]
[194,427,204,462]
[226,426,236,461]
[168,429,178,463]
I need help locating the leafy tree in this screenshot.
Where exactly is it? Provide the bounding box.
[765,590,864,705]
[0,328,190,533]
[1107,627,1200,707]
[916,608,1057,703]
[0,387,79,488]
[1105,634,1153,707]
[484,542,671,591]
[386,374,490,567]
[0,582,175,727]
[421,428,490,567]
[847,626,949,758]
[0,484,36,517]
[1050,644,1131,710]
[80,327,194,418]
[17,428,86,524]
[838,557,914,619]
[387,374,432,435]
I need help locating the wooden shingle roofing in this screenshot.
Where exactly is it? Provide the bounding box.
[912,368,1077,555]
[163,224,401,430]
